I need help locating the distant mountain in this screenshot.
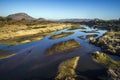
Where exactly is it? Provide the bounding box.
[57,19,92,22]
[37,18,46,21]
[7,13,35,20]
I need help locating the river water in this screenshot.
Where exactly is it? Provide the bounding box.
[0,25,119,80]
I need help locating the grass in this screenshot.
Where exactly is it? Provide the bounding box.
[93,51,120,79]
[0,23,74,45]
[93,51,120,67]
[50,32,74,40]
[91,31,120,55]
[30,25,47,29]
[0,32,53,45]
[46,39,81,55]
[68,24,86,30]
[86,34,98,39]
[55,56,80,80]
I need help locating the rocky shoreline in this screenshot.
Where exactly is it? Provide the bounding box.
[90,31,120,56]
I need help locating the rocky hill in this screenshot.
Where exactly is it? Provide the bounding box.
[7,13,35,20]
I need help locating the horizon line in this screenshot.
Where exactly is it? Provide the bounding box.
[0,12,120,20]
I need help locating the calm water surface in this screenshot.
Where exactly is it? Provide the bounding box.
[0,25,119,80]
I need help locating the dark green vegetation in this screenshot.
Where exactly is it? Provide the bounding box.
[50,32,74,40]
[46,39,81,55]
[93,51,120,80]
[55,56,80,80]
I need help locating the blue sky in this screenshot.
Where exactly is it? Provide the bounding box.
[0,0,120,19]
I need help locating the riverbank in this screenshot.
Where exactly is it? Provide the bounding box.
[50,32,74,40]
[0,23,79,45]
[93,51,120,80]
[80,20,120,56]
[90,31,120,56]
[80,19,120,31]
[0,24,112,80]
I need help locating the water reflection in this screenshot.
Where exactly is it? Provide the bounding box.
[0,25,119,80]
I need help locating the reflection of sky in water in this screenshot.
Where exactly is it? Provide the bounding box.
[0,25,119,61]
[0,25,107,51]
[0,25,120,61]
[0,25,120,80]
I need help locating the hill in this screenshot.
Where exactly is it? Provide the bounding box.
[7,13,35,20]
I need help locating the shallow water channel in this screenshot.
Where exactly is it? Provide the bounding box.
[0,25,119,80]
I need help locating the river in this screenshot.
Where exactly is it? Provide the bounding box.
[0,25,119,80]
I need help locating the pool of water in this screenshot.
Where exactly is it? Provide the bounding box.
[0,25,119,80]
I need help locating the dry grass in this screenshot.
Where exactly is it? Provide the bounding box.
[93,51,120,80]
[86,34,98,39]
[0,23,73,45]
[91,31,120,55]
[93,51,120,67]
[0,32,53,45]
[50,32,74,40]
[68,24,85,30]
[46,39,81,55]
[55,56,80,80]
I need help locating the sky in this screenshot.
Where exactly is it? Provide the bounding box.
[0,0,120,20]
